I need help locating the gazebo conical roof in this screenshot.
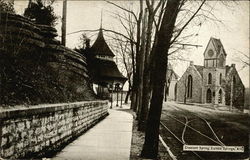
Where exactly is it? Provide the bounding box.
[91,29,115,57]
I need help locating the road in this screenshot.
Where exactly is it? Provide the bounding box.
[160,101,249,160]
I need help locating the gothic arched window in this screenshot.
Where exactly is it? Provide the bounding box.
[219,73,222,85]
[187,75,192,98]
[208,73,212,84]
[218,89,222,104]
[206,89,212,103]
[218,54,224,67]
[233,76,236,85]
[233,76,236,96]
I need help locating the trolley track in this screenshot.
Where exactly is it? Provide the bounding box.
[160,112,224,160]
[160,121,204,160]
[159,103,249,160]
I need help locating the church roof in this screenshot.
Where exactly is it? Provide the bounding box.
[192,64,233,78]
[167,64,179,80]
[225,65,236,75]
[210,37,227,56]
[194,65,204,77]
[90,29,115,57]
[226,65,231,74]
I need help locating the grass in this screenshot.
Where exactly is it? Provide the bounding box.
[129,112,172,160]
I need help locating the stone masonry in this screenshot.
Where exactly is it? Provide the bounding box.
[0,101,108,159]
[176,62,203,103]
[176,38,245,109]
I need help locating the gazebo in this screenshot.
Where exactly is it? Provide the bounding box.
[85,28,127,102]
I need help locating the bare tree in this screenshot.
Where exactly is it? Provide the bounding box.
[105,0,144,113]
[141,0,208,158]
[234,50,250,67]
[109,35,133,104]
[141,0,182,157]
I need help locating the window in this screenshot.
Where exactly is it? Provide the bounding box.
[219,73,222,85]
[218,89,222,104]
[208,73,212,84]
[218,55,224,67]
[205,60,208,67]
[208,49,214,57]
[233,76,236,96]
[208,60,213,67]
[187,75,192,98]
[233,76,236,85]
[166,87,169,95]
[206,89,212,103]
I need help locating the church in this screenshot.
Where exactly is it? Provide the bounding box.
[176,37,245,109]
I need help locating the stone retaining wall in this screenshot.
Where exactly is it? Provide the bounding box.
[0,101,108,159]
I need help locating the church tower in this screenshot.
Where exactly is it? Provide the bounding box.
[202,37,227,105]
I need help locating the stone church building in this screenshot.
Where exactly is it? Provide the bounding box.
[176,37,245,108]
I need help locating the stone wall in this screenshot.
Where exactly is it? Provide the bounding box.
[202,67,226,105]
[0,101,108,159]
[176,65,203,103]
[225,66,245,108]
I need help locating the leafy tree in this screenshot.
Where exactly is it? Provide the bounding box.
[24,0,57,26]
[0,0,15,13]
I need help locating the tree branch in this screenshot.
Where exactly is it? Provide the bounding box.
[105,0,138,22]
[67,28,136,44]
[170,0,206,45]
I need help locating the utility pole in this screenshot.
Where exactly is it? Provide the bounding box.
[62,0,67,46]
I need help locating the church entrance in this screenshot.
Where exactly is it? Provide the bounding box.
[206,89,212,103]
[218,89,222,104]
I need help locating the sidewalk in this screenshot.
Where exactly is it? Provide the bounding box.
[52,107,133,160]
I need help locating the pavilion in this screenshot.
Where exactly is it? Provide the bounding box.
[84,28,127,101]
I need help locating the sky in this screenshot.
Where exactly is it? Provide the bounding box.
[14,0,249,88]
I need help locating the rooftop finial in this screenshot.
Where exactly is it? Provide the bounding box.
[100,9,103,29]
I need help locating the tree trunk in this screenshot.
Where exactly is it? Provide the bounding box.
[131,84,137,110]
[184,77,187,104]
[138,8,153,132]
[137,8,147,120]
[131,0,143,112]
[164,83,167,102]
[138,70,151,131]
[124,88,131,104]
[141,0,181,158]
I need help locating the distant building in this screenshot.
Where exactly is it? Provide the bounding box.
[83,28,127,99]
[164,63,179,101]
[176,37,245,109]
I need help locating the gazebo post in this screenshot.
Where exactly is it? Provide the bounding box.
[110,82,114,109]
[116,84,119,107]
[110,89,113,109]
[120,84,123,108]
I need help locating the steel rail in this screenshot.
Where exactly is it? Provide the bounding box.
[161,113,224,146]
[171,104,225,146]
[160,121,204,160]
